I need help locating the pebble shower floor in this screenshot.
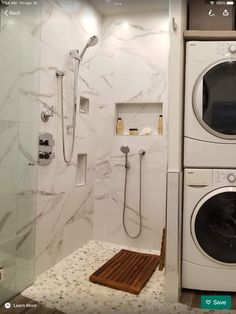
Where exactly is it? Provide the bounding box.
[23,240,232,314]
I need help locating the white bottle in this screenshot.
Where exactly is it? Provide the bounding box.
[157,115,163,135]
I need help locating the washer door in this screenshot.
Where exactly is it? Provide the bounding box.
[191,187,236,264]
[193,60,236,139]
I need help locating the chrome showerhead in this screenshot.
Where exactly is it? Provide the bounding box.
[87,35,99,47]
[120,145,130,155]
[79,35,99,61]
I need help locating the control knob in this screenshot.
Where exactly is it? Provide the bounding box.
[227,173,236,183]
[229,45,236,54]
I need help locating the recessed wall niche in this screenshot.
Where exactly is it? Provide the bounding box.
[76,154,87,187]
[115,102,163,136]
[79,97,89,114]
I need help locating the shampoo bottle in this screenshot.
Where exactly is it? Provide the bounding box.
[116,117,124,135]
[157,114,163,135]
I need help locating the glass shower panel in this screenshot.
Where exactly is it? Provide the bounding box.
[0,1,41,304]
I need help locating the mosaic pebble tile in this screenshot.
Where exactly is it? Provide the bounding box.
[23,241,234,314]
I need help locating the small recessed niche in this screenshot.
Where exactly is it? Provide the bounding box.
[115,102,163,136]
[79,97,89,114]
[76,154,87,187]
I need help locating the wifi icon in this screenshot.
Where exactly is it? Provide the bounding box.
[210,1,215,4]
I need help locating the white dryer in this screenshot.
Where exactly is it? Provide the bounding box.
[184,41,236,168]
[182,168,236,291]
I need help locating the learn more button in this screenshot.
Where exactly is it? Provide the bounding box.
[201,296,231,310]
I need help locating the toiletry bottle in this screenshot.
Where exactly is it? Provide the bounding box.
[116,117,124,135]
[157,114,163,135]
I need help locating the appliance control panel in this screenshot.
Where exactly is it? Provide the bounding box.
[216,42,236,57]
[213,169,236,185]
[185,169,213,186]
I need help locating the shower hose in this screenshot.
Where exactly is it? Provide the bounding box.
[122,153,144,238]
[59,75,75,164]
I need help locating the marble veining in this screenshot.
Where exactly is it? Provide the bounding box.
[0,212,12,233]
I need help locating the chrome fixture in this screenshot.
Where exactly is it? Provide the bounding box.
[120,146,146,238]
[120,145,130,169]
[38,132,55,166]
[41,105,54,122]
[69,49,80,61]
[79,35,99,61]
[138,149,146,157]
[56,71,65,78]
[57,35,99,164]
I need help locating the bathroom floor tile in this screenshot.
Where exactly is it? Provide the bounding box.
[22,240,229,314]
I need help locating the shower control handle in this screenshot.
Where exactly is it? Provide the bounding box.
[41,106,54,122]
[39,138,55,146]
[39,151,51,159]
[38,132,55,166]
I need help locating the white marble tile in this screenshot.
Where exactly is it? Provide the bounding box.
[37,161,67,203]
[0,71,19,122]
[19,29,41,84]
[17,165,37,209]
[35,195,65,262]
[35,183,94,276]
[0,16,20,75]
[40,0,73,55]
[95,186,165,250]
[15,225,35,293]
[19,77,39,124]
[0,252,16,303]
[114,73,167,104]
[109,160,166,193]
[0,208,16,246]
[18,121,38,167]
[19,1,42,40]
[35,225,64,277]
[71,0,101,50]
[39,41,72,91]
[0,120,19,168]
[0,167,18,213]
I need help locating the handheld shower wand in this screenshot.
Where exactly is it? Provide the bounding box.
[57,35,99,164]
[120,145,145,238]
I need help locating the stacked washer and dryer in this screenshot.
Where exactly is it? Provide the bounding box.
[182,41,236,291]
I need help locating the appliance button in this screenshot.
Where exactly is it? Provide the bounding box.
[229,45,236,54]
[227,173,236,183]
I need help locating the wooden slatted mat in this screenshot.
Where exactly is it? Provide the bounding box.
[89,249,160,295]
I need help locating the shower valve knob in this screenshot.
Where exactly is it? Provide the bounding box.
[39,151,51,159]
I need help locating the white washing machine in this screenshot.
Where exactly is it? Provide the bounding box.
[184,41,236,168]
[182,168,236,291]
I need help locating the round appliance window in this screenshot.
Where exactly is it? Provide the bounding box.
[193,60,236,139]
[193,191,236,263]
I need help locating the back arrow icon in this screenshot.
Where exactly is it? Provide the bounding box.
[4,10,8,17]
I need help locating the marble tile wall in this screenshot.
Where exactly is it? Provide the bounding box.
[94,12,169,250]
[0,2,41,303]
[35,0,102,276]
[0,2,169,293]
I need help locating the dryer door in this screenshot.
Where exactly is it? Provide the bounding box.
[193,60,236,140]
[191,187,236,264]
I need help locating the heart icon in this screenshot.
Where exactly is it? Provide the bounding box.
[206,300,211,305]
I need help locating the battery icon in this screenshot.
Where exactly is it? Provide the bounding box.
[227,1,234,5]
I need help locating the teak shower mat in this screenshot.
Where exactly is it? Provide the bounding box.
[89,249,160,295]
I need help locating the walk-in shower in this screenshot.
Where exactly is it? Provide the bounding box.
[120,145,145,238]
[56,35,99,164]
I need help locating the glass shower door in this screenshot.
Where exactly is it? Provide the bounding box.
[0,1,41,304]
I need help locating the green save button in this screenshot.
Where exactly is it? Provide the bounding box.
[201,296,231,310]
